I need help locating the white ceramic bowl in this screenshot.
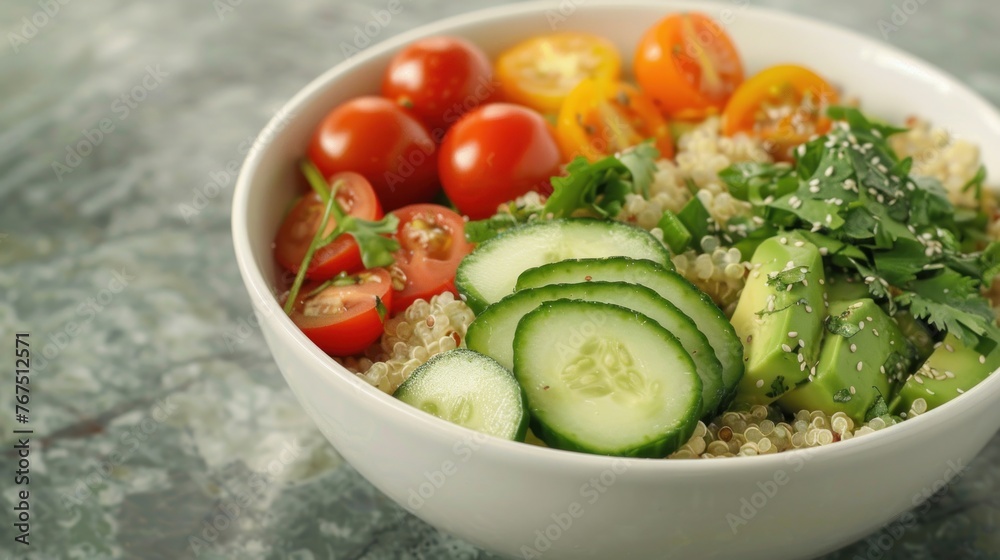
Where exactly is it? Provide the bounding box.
[232,2,1000,558]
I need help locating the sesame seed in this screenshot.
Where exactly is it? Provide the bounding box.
[825,166,834,177]
[782,344,792,352]
[980,355,986,364]
[819,247,829,256]
[794,241,805,247]
[945,344,954,353]
[799,340,806,348]
[809,185,821,193]
[797,353,805,363]
[850,344,857,353]
[803,279,809,287]
[872,329,879,337]
[880,366,886,374]
[856,362,863,371]
[849,386,856,394]
[825,214,833,224]
[858,321,865,329]
[788,331,799,338]
[944,370,955,379]
[805,305,813,313]
[809,178,820,187]
[780,237,788,244]
[819,278,825,285]
[756,379,764,388]
[934,342,943,349]
[866,316,873,322]
[957,388,965,394]
[926,389,936,396]
[914,376,924,384]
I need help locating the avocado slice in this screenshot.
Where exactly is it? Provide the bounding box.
[825,274,870,305]
[731,233,827,405]
[778,299,912,424]
[889,333,1000,415]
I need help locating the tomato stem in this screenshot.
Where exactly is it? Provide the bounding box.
[284,193,338,316]
[301,159,332,205]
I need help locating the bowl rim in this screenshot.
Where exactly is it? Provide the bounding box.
[232,0,1000,472]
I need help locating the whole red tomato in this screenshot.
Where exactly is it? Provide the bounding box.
[438,103,562,220]
[381,36,495,139]
[307,97,438,211]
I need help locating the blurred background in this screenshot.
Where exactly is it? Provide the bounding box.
[1,0,999,558]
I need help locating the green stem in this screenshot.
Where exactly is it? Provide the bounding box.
[284,194,337,315]
[300,159,331,204]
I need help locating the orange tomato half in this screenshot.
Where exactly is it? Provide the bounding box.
[634,12,744,120]
[722,64,840,161]
[496,32,621,115]
[557,79,674,162]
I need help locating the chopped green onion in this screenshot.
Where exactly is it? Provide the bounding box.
[656,209,692,253]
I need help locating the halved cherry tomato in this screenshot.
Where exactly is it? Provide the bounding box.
[722,64,840,161]
[307,97,438,211]
[288,268,393,356]
[439,103,562,219]
[556,79,675,162]
[496,32,621,115]
[634,13,744,120]
[381,36,495,136]
[274,172,383,280]
[389,204,474,313]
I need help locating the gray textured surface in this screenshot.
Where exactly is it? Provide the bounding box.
[2,0,999,558]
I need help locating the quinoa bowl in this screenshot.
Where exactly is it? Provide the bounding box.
[231,2,1000,558]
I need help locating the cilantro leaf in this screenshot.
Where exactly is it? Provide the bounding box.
[896,270,998,345]
[864,391,889,421]
[833,389,853,403]
[543,141,660,219]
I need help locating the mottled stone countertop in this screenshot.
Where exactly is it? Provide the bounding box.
[2,0,1000,558]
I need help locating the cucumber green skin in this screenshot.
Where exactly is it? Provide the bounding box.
[513,300,702,458]
[394,349,529,441]
[515,257,743,410]
[467,281,724,417]
[455,219,673,314]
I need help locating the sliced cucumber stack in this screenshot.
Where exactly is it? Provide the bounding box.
[515,257,744,407]
[455,219,672,313]
[394,349,528,441]
[466,281,724,417]
[514,300,702,457]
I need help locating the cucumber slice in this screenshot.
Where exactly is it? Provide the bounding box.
[513,300,702,457]
[466,281,725,417]
[455,219,672,313]
[394,349,528,441]
[515,257,744,407]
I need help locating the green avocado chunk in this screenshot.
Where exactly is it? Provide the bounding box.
[778,299,912,424]
[731,234,827,405]
[824,274,870,305]
[889,333,1000,415]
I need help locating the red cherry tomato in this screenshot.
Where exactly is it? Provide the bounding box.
[288,268,393,356]
[438,103,562,220]
[389,204,474,313]
[381,36,495,137]
[307,97,438,211]
[274,172,383,280]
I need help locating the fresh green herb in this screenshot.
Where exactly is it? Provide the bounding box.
[284,161,401,315]
[676,195,713,245]
[656,209,692,253]
[766,266,809,291]
[826,313,861,338]
[542,141,660,219]
[864,390,889,422]
[833,388,853,404]
[765,375,789,399]
[375,296,388,322]
[719,107,1000,346]
[463,142,661,243]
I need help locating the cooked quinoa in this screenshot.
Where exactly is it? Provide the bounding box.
[338,292,475,394]
[668,398,930,459]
